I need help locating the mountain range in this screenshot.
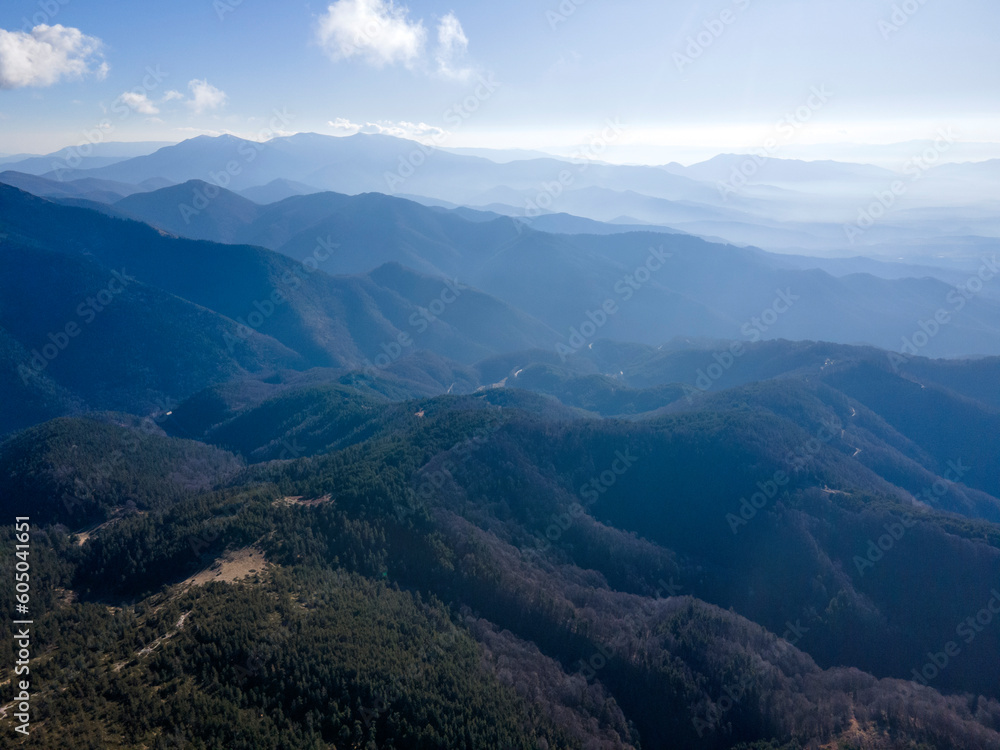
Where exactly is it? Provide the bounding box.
[4,132,998,261]
[2,133,1000,749]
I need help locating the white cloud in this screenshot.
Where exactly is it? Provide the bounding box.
[186,79,228,114]
[316,1,479,79]
[317,0,425,68]
[327,117,447,143]
[175,126,231,137]
[328,117,362,135]
[118,91,159,115]
[175,125,296,142]
[435,13,473,81]
[0,24,106,89]
[161,90,184,102]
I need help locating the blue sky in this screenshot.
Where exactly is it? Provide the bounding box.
[1,0,998,163]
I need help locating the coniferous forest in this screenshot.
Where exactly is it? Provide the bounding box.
[3,5,1000,743]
